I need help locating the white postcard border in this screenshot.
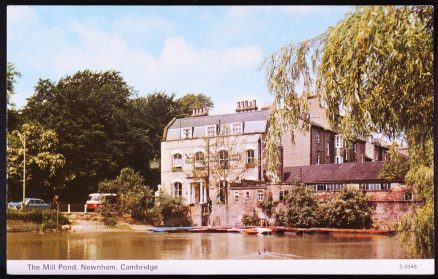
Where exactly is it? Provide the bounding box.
[7,259,435,275]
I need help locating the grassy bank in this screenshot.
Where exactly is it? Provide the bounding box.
[7,208,70,232]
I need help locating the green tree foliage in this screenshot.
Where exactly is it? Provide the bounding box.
[379,144,409,181]
[259,190,276,216]
[128,92,181,187]
[7,62,21,107]
[275,185,320,228]
[98,168,154,220]
[176,93,214,116]
[242,210,261,226]
[264,6,433,257]
[21,70,208,201]
[398,200,434,259]
[7,62,22,132]
[275,185,373,229]
[22,70,139,201]
[319,187,373,229]
[7,122,65,201]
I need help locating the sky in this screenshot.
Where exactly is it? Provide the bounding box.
[7,5,353,115]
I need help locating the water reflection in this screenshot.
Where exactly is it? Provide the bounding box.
[7,232,410,260]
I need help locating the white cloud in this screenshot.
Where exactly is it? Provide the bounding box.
[7,6,276,113]
[7,5,36,23]
[112,14,176,44]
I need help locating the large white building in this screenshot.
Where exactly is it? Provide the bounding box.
[160,101,268,225]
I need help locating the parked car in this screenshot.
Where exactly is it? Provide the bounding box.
[85,193,117,212]
[8,198,51,210]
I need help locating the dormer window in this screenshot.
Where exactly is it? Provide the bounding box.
[231,122,243,135]
[181,127,192,139]
[206,125,216,137]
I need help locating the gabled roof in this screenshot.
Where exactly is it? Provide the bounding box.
[283,162,404,184]
[168,110,269,129]
[163,110,270,141]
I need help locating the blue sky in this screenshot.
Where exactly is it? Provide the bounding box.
[7,5,353,114]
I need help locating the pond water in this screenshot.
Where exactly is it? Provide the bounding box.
[7,231,410,260]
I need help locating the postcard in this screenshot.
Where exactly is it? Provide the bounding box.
[5,4,435,275]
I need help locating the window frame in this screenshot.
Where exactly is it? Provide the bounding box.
[172,153,183,170]
[335,155,343,164]
[194,151,205,168]
[206,125,217,137]
[246,149,255,166]
[279,190,289,201]
[257,190,264,202]
[173,182,182,198]
[234,191,239,201]
[316,151,321,165]
[335,135,343,148]
[316,131,321,144]
[231,122,243,135]
[218,150,229,169]
[181,127,192,139]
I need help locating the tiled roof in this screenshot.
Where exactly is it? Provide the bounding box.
[169,110,270,129]
[283,162,404,184]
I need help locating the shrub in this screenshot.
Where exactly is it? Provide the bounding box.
[7,208,69,232]
[146,192,192,226]
[98,168,155,221]
[242,210,260,226]
[274,210,288,226]
[259,190,276,217]
[280,185,321,228]
[103,217,117,226]
[40,210,70,232]
[319,187,373,229]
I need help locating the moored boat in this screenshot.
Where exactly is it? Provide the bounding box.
[243,228,258,235]
[227,228,244,233]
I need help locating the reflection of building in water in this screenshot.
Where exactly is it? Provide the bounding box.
[161,97,419,227]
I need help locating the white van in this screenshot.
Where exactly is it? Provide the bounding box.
[85,193,116,212]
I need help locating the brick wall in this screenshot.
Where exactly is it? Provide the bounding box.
[281,127,311,168]
[371,201,419,230]
[310,126,334,165]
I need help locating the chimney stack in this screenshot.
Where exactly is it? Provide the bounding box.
[192,107,209,117]
[235,99,258,113]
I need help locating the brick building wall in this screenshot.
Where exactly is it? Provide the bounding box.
[281,127,311,168]
[210,183,417,228]
[310,126,334,165]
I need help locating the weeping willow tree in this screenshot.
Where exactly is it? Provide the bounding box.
[264,6,433,258]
